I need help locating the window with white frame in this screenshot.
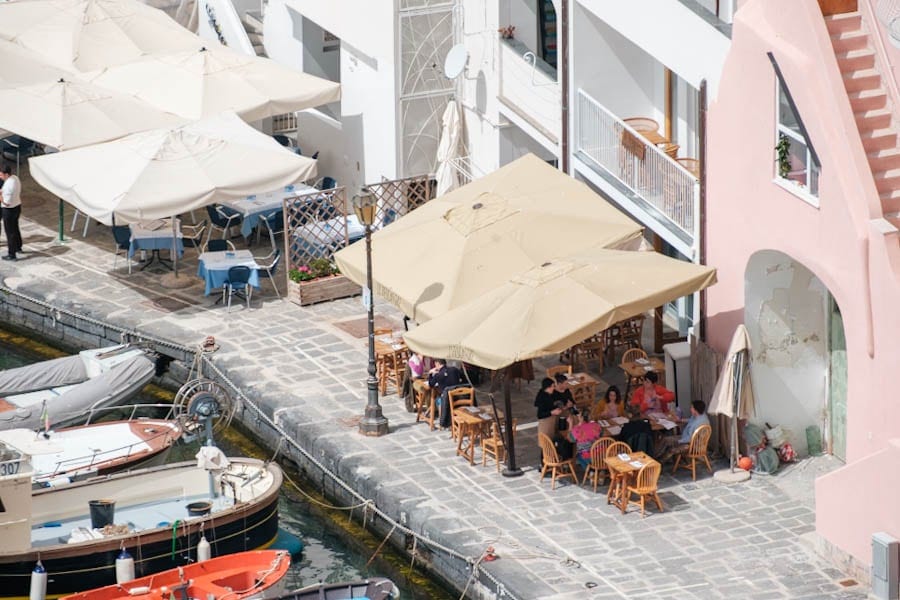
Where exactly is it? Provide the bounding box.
[773,60,820,198]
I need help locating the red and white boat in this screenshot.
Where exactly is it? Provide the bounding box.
[61,550,291,600]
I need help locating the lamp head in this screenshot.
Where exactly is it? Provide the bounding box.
[353,187,377,226]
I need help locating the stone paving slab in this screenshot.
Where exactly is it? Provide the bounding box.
[0,174,869,599]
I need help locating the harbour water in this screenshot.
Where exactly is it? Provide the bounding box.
[0,331,452,599]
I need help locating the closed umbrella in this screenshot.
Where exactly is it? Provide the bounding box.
[334,154,644,322]
[434,100,463,196]
[0,77,184,150]
[0,0,202,72]
[708,324,755,479]
[90,45,342,121]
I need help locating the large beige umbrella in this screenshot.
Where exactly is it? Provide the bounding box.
[708,324,755,477]
[334,154,643,322]
[0,40,70,85]
[28,110,317,224]
[90,46,342,121]
[0,77,184,150]
[403,249,717,370]
[0,0,202,72]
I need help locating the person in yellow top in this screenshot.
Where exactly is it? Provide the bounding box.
[591,385,625,421]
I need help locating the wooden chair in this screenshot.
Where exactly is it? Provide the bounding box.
[415,384,436,430]
[571,384,596,412]
[622,348,649,391]
[626,462,664,517]
[377,347,409,396]
[582,437,615,492]
[537,433,578,490]
[447,387,475,440]
[572,334,605,373]
[482,418,517,472]
[546,365,572,379]
[374,327,393,337]
[673,423,713,480]
[605,441,632,503]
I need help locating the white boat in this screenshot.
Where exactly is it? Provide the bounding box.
[0,418,183,488]
[0,447,282,598]
[0,344,156,431]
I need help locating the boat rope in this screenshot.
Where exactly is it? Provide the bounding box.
[170,520,181,561]
[281,468,370,512]
[365,524,397,568]
[459,549,488,600]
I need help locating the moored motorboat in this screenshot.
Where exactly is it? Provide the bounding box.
[280,578,399,600]
[0,345,157,431]
[60,550,291,600]
[0,418,183,488]
[0,446,281,598]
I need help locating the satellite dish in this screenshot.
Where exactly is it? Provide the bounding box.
[443,44,468,79]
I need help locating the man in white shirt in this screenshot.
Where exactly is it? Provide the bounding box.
[0,163,22,261]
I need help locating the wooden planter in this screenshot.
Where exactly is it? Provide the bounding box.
[287,274,361,306]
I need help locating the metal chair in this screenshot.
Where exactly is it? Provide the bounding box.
[223,265,252,312]
[111,225,133,274]
[255,249,282,299]
[70,209,95,237]
[181,219,207,254]
[257,210,284,249]
[203,239,235,253]
[205,204,243,243]
[1,135,37,174]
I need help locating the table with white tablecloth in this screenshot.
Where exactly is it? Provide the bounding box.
[197,250,261,296]
[221,184,317,238]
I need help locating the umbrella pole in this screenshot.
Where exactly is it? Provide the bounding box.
[731,351,744,473]
[502,366,523,477]
[172,218,179,277]
[56,199,66,244]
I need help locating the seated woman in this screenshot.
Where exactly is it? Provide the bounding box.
[567,412,602,469]
[629,371,675,416]
[592,385,625,421]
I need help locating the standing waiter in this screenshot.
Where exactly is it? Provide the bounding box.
[0,163,22,261]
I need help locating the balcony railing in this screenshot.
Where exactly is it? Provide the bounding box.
[575,89,699,239]
[498,38,560,144]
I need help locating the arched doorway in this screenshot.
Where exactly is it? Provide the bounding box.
[744,250,847,459]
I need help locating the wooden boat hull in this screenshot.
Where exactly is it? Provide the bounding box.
[280,578,399,600]
[0,458,282,599]
[60,550,291,600]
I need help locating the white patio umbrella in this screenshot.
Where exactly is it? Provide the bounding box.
[0,77,185,150]
[0,0,202,72]
[90,46,342,121]
[0,40,70,85]
[434,100,463,196]
[708,324,756,481]
[29,111,316,224]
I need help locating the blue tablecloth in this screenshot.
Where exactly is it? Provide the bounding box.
[197,250,261,296]
[129,236,184,259]
[223,184,316,238]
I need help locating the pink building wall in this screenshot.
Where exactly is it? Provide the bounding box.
[706,0,900,564]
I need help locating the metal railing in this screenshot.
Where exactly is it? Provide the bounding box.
[575,89,699,237]
[446,156,483,186]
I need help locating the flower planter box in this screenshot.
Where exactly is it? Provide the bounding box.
[287,275,361,306]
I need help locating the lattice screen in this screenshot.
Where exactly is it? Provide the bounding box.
[365,174,435,229]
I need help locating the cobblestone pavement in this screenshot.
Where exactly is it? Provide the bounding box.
[0,173,869,599]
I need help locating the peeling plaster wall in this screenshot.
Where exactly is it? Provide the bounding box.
[745,250,828,457]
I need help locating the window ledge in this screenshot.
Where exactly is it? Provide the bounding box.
[772,177,819,208]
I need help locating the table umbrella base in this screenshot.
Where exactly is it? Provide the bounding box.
[501,467,524,478]
[159,272,195,289]
[713,468,750,483]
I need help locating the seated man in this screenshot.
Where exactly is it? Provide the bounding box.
[629,371,675,416]
[426,358,466,428]
[656,400,710,462]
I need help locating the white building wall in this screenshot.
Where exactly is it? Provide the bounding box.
[498,0,539,56]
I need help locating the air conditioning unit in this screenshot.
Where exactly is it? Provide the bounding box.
[873,532,899,600]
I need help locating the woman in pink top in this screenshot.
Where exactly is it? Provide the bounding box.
[567,412,602,468]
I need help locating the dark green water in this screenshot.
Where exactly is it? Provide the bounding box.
[0,335,449,598]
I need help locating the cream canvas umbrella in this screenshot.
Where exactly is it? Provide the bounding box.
[0,0,202,72]
[708,324,755,480]
[434,100,463,196]
[334,154,644,322]
[90,45,342,121]
[29,110,316,224]
[0,77,184,150]
[403,248,716,475]
[0,40,70,85]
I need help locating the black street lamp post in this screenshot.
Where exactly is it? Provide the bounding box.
[353,187,389,437]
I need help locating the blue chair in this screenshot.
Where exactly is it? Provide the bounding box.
[258,210,284,249]
[111,224,133,274]
[255,249,282,299]
[205,204,243,243]
[223,265,252,312]
[204,239,234,253]
[321,176,336,190]
[273,134,292,147]
[1,135,37,174]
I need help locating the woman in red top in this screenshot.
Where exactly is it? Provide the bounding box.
[629,371,675,415]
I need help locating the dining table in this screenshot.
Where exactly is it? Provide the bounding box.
[564,372,598,411]
[221,183,316,239]
[128,218,184,270]
[453,405,501,466]
[197,249,261,296]
[605,451,660,514]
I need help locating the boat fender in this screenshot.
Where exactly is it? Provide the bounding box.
[197,535,211,562]
[116,549,135,584]
[29,561,47,600]
[126,587,151,596]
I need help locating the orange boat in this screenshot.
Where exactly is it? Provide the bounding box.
[61,550,290,600]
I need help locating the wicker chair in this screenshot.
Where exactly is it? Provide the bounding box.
[582,437,615,492]
[482,418,517,472]
[447,387,475,440]
[673,423,713,480]
[537,433,578,490]
[546,365,572,379]
[605,441,632,504]
[625,462,664,517]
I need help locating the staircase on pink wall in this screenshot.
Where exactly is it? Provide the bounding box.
[825,11,900,225]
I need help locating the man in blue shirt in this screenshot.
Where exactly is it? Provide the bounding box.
[657,400,710,462]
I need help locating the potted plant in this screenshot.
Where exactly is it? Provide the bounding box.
[498,25,516,39]
[775,134,791,179]
[287,258,360,306]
